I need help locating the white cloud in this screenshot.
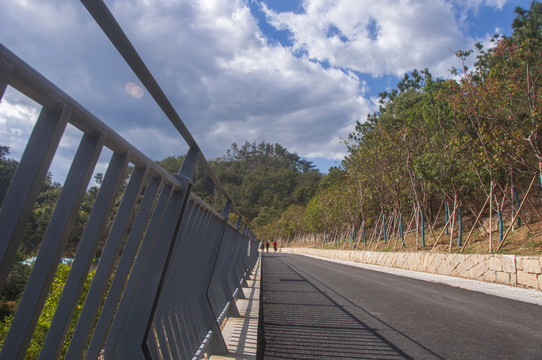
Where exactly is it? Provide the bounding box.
[0,0,526,181]
[199,43,372,156]
[0,92,41,159]
[119,126,189,161]
[102,0,374,162]
[260,0,476,77]
[3,0,84,34]
[58,124,84,152]
[453,0,508,12]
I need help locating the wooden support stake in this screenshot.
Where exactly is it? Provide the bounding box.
[489,182,493,252]
[496,173,538,251]
[432,213,452,250]
[368,211,383,247]
[460,185,493,252]
[448,198,457,252]
[356,221,365,248]
[400,208,417,250]
[496,182,533,231]
[385,213,393,244]
[432,194,454,249]
[354,221,363,248]
[415,205,420,250]
[520,191,542,219]
[392,211,400,251]
[427,199,444,244]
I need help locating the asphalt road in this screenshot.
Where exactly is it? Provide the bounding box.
[257,253,542,360]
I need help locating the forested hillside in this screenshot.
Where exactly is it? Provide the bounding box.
[157,141,323,239]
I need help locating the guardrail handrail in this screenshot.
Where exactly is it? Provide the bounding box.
[0,1,259,358]
[80,0,243,217]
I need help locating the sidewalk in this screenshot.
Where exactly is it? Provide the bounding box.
[210,255,261,360]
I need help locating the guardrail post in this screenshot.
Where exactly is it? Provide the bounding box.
[0,58,12,99]
[38,153,134,360]
[199,200,234,355]
[70,176,162,360]
[0,106,70,292]
[104,180,173,359]
[106,147,198,359]
[208,225,241,319]
[228,229,247,300]
[1,130,105,360]
[150,199,200,359]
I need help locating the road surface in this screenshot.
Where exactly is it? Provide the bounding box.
[257,253,542,359]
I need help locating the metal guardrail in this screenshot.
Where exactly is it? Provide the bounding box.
[0,2,259,359]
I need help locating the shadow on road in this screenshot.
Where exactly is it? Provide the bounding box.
[257,253,418,360]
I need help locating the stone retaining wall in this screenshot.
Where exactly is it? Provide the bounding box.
[282,248,542,291]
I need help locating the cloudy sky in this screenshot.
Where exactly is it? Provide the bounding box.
[0,0,533,183]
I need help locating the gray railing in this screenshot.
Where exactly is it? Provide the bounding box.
[0,2,259,359]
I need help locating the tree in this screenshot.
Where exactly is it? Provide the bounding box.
[0,146,18,207]
[155,142,322,235]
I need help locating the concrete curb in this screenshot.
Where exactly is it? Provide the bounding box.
[292,251,542,306]
[281,248,542,291]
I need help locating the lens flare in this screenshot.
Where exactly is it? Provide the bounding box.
[125,82,144,99]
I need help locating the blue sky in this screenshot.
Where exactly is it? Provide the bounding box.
[0,0,534,183]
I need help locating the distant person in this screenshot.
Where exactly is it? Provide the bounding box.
[265,241,269,252]
[273,240,277,252]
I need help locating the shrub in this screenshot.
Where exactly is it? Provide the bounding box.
[0,263,95,359]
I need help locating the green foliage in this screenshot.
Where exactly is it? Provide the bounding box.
[449,1,542,171]
[255,204,307,240]
[22,185,62,256]
[155,141,323,238]
[252,206,282,229]
[0,146,18,208]
[0,260,31,320]
[512,1,542,48]
[304,195,325,233]
[213,141,320,220]
[0,264,95,359]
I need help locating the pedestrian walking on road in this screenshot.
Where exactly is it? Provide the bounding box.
[265,241,269,252]
[272,240,277,252]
